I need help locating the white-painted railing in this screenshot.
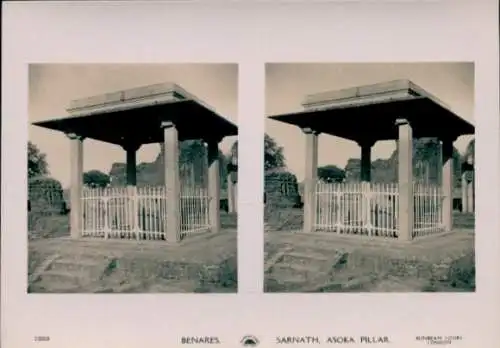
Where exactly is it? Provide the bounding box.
[81,185,210,241]
[314,181,445,240]
[180,186,210,236]
[413,183,444,237]
[315,182,399,238]
[82,187,167,240]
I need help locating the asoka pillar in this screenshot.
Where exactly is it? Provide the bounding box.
[125,143,140,187]
[207,140,221,233]
[67,133,84,239]
[124,143,141,238]
[360,140,374,182]
[303,128,319,234]
[442,138,455,231]
[162,121,181,244]
[359,140,375,231]
[395,119,413,241]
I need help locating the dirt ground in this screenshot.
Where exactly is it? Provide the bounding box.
[28,230,238,293]
[264,229,475,292]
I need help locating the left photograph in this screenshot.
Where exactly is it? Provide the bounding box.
[28,64,239,293]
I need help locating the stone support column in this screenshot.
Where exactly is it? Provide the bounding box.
[124,143,141,187]
[395,119,413,241]
[359,140,375,229]
[441,138,455,231]
[123,143,141,238]
[359,140,374,182]
[207,139,221,233]
[303,128,319,233]
[470,171,475,213]
[461,172,468,213]
[162,121,181,243]
[67,133,84,239]
[227,174,235,213]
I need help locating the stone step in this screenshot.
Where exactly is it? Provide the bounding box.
[51,257,104,272]
[282,257,326,271]
[30,281,82,293]
[269,273,306,287]
[272,264,309,281]
[39,269,82,284]
[282,250,329,264]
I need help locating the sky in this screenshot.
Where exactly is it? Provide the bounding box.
[29,64,238,188]
[265,62,475,181]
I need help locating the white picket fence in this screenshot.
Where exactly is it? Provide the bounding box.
[314,182,444,240]
[81,186,210,241]
[413,183,444,237]
[180,186,210,237]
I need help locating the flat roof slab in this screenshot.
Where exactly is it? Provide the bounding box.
[33,83,237,146]
[269,79,474,143]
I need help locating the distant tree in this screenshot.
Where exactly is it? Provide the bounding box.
[28,141,49,179]
[83,170,110,188]
[264,134,286,171]
[227,135,285,172]
[317,165,345,183]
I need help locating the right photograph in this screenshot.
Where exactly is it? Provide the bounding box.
[264,62,475,293]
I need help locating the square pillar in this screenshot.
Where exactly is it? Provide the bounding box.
[123,143,141,237]
[67,133,84,239]
[207,140,221,233]
[162,121,181,244]
[302,128,319,233]
[461,172,468,213]
[441,138,454,231]
[395,119,413,241]
[470,171,475,213]
[234,182,238,213]
[359,140,375,229]
[227,175,236,213]
[359,140,374,182]
[124,144,141,186]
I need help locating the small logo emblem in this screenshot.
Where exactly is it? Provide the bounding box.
[241,335,259,346]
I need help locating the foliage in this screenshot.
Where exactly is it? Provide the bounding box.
[83,170,110,188]
[28,141,49,179]
[317,165,345,183]
[224,134,284,174]
[264,134,286,171]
